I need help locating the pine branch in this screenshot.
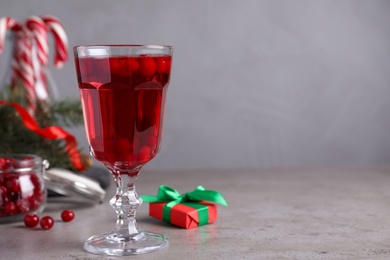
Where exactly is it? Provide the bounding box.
[50,99,84,127]
[0,85,90,171]
[36,98,84,128]
[2,84,83,128]
[0,104,83,171]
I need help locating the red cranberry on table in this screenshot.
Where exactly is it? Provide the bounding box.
[61,209,75,222]
[40,216,54,230]
[24,214,40,228]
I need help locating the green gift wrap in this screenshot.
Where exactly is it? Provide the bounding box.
[141,185,228,229]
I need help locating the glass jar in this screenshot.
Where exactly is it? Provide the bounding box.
[0,154,47,223]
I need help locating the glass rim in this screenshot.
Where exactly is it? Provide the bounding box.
[73,44,173,58]
[73,44,173,50]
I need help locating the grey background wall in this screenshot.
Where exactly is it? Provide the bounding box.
[0,0,389,171]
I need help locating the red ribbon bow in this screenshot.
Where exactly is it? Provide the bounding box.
[0,100,85,171]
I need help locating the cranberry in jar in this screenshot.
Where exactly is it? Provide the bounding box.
[0,154,47,223]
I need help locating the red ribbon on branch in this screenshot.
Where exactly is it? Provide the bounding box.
[0,100,85,171]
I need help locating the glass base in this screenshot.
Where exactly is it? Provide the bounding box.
[83,231,168,256]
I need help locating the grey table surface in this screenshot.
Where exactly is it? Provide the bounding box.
[1,167,390,260]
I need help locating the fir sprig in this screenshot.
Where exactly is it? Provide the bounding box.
[35,98,84,128]
[0,85,90,171]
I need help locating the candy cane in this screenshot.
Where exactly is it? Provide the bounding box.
[0,17,20,93]
[41,15,68,68]
[0,15,69,115]
[25,16,52,106]
[0,17,20,53]
[25,16,48,66]
[12,28,37,113]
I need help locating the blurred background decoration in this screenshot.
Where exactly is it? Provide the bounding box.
[0,0,389,171]
[0,15,90,172]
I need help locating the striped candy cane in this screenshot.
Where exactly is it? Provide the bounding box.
[0,17,22,103]
[41,15,68,68]
[25,16,49,66]
[9,28,37,113]
[0,15,69,115]
[0,17,20,53]
[25,16,50,106]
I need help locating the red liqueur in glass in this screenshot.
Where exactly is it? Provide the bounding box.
[74,45,173,256]
[75,55,171,174]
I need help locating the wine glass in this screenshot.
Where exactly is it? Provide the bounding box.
[73,45,173,255]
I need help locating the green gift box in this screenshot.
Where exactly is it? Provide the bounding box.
[141,185,228,229]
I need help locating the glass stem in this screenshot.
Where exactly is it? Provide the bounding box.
[109,169,142,237]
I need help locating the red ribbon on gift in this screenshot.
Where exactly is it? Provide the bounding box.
[0,100,85,171]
